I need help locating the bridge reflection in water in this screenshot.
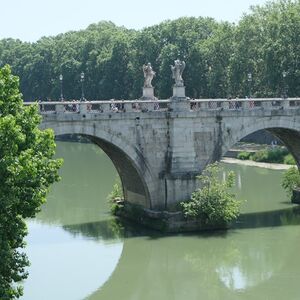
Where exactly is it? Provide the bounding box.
[65,206,300,300]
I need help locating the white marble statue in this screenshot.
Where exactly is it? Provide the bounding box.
[171,59,186,87]
[143,63,156,88]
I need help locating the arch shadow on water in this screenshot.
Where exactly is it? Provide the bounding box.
[234,205,300,229]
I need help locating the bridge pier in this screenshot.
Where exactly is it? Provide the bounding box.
[163,174,199,210]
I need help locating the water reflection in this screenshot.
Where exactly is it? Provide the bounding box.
[227,163,292,213]
[24,221,123,300]
[63,219,124,242]
[22,141,123,300]
[59,204,300,300]
[22,141,300,300]
[236,205,300,229]
[85,225,300,300]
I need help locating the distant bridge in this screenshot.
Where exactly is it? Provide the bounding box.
[25,97,300,211]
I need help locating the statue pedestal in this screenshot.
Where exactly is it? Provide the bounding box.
[171,86,189,111]
[172,86,185,98]
[142,87,155,100]
[140,87,155,111]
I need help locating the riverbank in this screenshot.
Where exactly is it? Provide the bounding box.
[221,157,293,170]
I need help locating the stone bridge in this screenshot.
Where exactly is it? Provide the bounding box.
[26,95,300,215]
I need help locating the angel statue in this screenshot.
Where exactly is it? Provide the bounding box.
[143,63,156,88]
[171,59,186,87]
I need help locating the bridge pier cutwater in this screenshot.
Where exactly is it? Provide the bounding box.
[30,95,300,231]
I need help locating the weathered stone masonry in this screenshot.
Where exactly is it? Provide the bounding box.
[34,97,300,213]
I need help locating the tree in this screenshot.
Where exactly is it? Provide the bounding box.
[0,65,62,299]
[188,22,234,98]
[1,1,300,100]
[181,163,241,226]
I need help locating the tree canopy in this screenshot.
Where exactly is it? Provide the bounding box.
[0,65,62,299]
[0,0,299,101]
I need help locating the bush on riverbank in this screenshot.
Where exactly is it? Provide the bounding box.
[237,151,252,160]
[237,147,296,165]
[251,147,288,163]
[283,154,296,165]
[282,166,300,196]
[181,163,242,226]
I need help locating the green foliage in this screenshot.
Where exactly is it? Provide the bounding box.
[1,1,299,100]
[267,147,289,162]
[283,153,296,165]
[108,177,124,214]
[237,146,296,165]
[282,166,300,196]
[181,163,242,226]
[0,1,291,100]
[0,65,62,299]
[107,177,123,202]
[251,147,289,163]
[251,149,269,162]
[237,151,252,160]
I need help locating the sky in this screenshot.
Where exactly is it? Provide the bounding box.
[0,0,269,42]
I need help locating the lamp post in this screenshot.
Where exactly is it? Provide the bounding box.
[80,72,85,101]
[208,65,212,98]
[247,72,252,98]
[59,74,63,101]
[282,71,287,99]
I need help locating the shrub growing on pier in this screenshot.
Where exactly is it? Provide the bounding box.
[282,166,300,197]
[181,163,241,226]
[108,176,124,214]
[0,65,62,299]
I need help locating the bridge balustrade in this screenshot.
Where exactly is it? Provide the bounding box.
[190,98,300,111]
[24,98,300,115]
[24,100,171,115]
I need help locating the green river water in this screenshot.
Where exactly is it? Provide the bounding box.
[21,141,300,300]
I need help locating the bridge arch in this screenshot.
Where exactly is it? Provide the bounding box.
[41,122,155,209]
[222,116,300,167]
